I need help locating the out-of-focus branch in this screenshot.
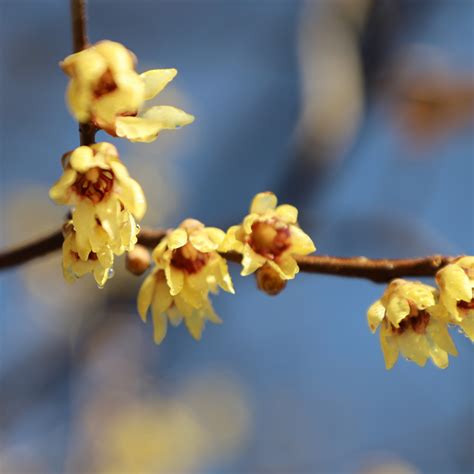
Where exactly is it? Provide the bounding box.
[0,227,458,283]
[70,0,97,146]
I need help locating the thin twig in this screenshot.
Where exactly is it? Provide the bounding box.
[0,227,458,283]
[70,0,97,146]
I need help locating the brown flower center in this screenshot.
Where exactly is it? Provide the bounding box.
[249,220,291,260]
[391,309,430,335]
[93,70,117,98]
[73,167,114,204]
[170,243,210,274]
[457,298,474,310]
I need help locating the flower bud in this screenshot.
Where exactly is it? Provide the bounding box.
[126,245,151,275]
[256,263,287,296]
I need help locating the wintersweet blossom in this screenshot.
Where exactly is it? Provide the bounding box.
[49,142,144,260]
[137,219,234,342]
[434,256,474,341]
[62,224,112,287]
[367,279,457,369]
[61,40,194,141]
[221,192,315,279]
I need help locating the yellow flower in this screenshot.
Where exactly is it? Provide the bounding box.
[62,224,113,287]
[137,270,222,343]
[367,279,457,369]
[61,40,194,141]
[221,191,315,279]
[137,219,234,342]
[49,142,144,259]
[435,256,474,341]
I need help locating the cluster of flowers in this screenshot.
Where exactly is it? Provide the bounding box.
[49,40,194,286]
[368,257,474,369]
[50,40,316,342]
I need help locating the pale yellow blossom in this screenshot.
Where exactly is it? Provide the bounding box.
[367,279,457,369]
[61,40,194,141]
[62,225,112,287]
[137,219,234,342]
[49,142,144,259]
[435,256,474,341]
[221,191,315,279]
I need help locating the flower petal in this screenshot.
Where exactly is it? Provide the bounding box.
[275,204,298,224]
[140,68,177,100]
[151,310,168,345]
[165,265,184,296]
[241,245,266,276]
[250,192,277,214]
[427,318,458,356]
[290,226,316,255]
[380,323,399,370]
[70,146,95,173]
[168,229,188,250]
[386,295,410,328]
[458,312,474,341]
[438,264,472,302]
[367,300,386,333]
[189,230,218,252]
[49,169,77,204]
[185,311,205,340]
[137,273,156,321]
[115,106,195,143]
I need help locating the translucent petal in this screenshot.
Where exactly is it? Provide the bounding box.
[49,169,77,204]
[380,324,399,370]
[250,192,277,214]
[241,246,266,276]
[115,106,195,143]
[151,310,168,345]
[438,264,472,302]
[70,146,95,173]
[386,295,410,328]
[168,229,188,250]
[93,40,135,72]
[185,312,205,340]
[66,80,93,123]
[137,273,156,321]
[189,230,218,252]
[167,306,183,327]
[275,204,298,224]
[429,346,449,369]
[93,266,108,287]
[399,281,436,309]
[217,258,235,294]
[458,312,474,341]
[427,319,458,355]
[272,257,299,280]
[180,283,206,309]
[367,300,386,333]
[397,331,429,367]
[220,225,244,253]
[140,68,177,100]
[165,265,184,296]
[290,226,316,255]
[95,197,120,240]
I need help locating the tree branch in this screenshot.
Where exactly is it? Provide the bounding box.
[70,0,97,146]
[0,227,458,283]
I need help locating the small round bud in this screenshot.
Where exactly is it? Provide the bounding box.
[256,263,287,296]
[126,245,151,275]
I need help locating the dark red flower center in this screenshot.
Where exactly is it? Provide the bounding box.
[170,243,210,274]
[391,309,430,335]
[248,220,290,260]
[73,167,114,204]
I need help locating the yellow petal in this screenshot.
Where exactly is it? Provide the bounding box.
[220,225,245,253]
[290,226,316,255]
[137,273,156,321]
[49,169,77,204]
[93,40,135,72]
[367,300,386,333]
[250,192,277,214]
[151,310,168,345]
[165,265,184,296]
[140,68,177,100]
[216,258,235,294]
[110,162,146,220]
[386,295,410,328]
[189,230,218,252]
[438,264,472,301]
[397,331,429,367]
[66,80,93,123]
[241,245,266,276]
[115,106,195,143]
[380,323,399,370]
[153,277,173,314]
[168,229,188,250]
[185,312,205,340]
[93,266,109,287]
[72,201,96,260]
[180,283,206,309]
[95,197,121,240]
[205,227,226,246]
[427,318,458,356]
[167,306,183,327]
[70,146,95,172]
[429,345,449,369]
[275,204,298,224]
[270,257,299,280]
[458,312,474,341]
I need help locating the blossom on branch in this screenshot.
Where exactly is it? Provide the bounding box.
[49,143,144,284]
[434,256,474,341]
[61,40,194,141]
[62,223,112,287]
[222,191,315,279]
[137,219,234,342]
[367,279,457,369]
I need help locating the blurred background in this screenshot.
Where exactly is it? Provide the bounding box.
[0,0,473,472]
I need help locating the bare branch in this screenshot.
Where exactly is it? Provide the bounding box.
[0,227,458,283]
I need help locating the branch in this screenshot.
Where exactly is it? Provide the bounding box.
[70,0,97,146]
[0,227,457,283]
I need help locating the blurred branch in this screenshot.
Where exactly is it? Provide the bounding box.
[71,0,97,145]
[0,227,458,283]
